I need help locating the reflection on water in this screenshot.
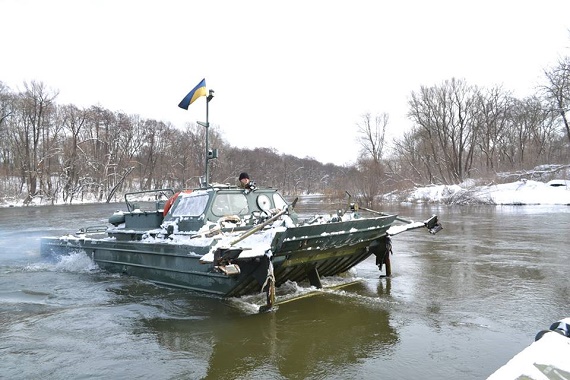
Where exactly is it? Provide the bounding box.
[142,291,398,380]
[1,200,569,379]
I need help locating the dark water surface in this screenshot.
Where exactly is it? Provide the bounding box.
[1,199,569,379]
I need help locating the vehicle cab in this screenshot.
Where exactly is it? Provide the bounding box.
[163,185,298,233]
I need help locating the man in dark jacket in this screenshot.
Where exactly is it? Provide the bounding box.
[238,172,256,190]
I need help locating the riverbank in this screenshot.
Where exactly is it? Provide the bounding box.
[2,179,570,208]
[383,179,570,205]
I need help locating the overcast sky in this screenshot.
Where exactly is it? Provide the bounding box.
[1,0,569,165]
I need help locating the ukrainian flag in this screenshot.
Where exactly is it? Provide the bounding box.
[178,78,207,110]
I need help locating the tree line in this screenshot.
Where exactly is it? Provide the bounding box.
[0,81,350,204]
[385,57,570,187]
[0,55,569,206]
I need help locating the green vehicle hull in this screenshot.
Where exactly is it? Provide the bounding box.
[39,185,432,310]
[40,213,395,298]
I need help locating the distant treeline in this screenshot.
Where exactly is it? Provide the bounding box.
[0,81,353,204]
[390,73,570,186]
[1,56,569,205]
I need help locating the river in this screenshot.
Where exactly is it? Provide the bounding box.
[1,198,569,379]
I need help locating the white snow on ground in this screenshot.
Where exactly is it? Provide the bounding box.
[2,179,570,207]
[399,179,570,205]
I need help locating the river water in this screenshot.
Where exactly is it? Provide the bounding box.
[1,198,569,379]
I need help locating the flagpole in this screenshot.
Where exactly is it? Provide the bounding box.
[179,79,213,188]
[204,90,214,187]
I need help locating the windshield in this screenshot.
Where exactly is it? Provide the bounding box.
[171,193,209,217]
[211,193,249,216]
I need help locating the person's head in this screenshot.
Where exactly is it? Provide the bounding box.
[238,172,250,186]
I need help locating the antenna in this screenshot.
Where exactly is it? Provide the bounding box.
[197,89,215,187]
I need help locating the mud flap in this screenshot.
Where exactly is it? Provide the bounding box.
[306,266,322,289]
[252,251,276,312]
[371,236,392,277]
[213,247,243,264]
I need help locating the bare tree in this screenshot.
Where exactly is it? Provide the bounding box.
[542,56,570,144]
[10,81,59,197]
[83,106,116,201]
[354,112,389,202]
[391,127,434,184]
[357,112,388,164]
[407,78,479,184]
[472,86,512,174]
[59,104,87,202]
[505,96,561,169]
[0,82,16,178]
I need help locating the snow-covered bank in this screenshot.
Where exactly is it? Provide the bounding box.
[0,197,120,208]
[384,179,570,205]
[2,179,570,208]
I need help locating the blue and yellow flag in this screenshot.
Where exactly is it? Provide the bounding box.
[178,78,207,110]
